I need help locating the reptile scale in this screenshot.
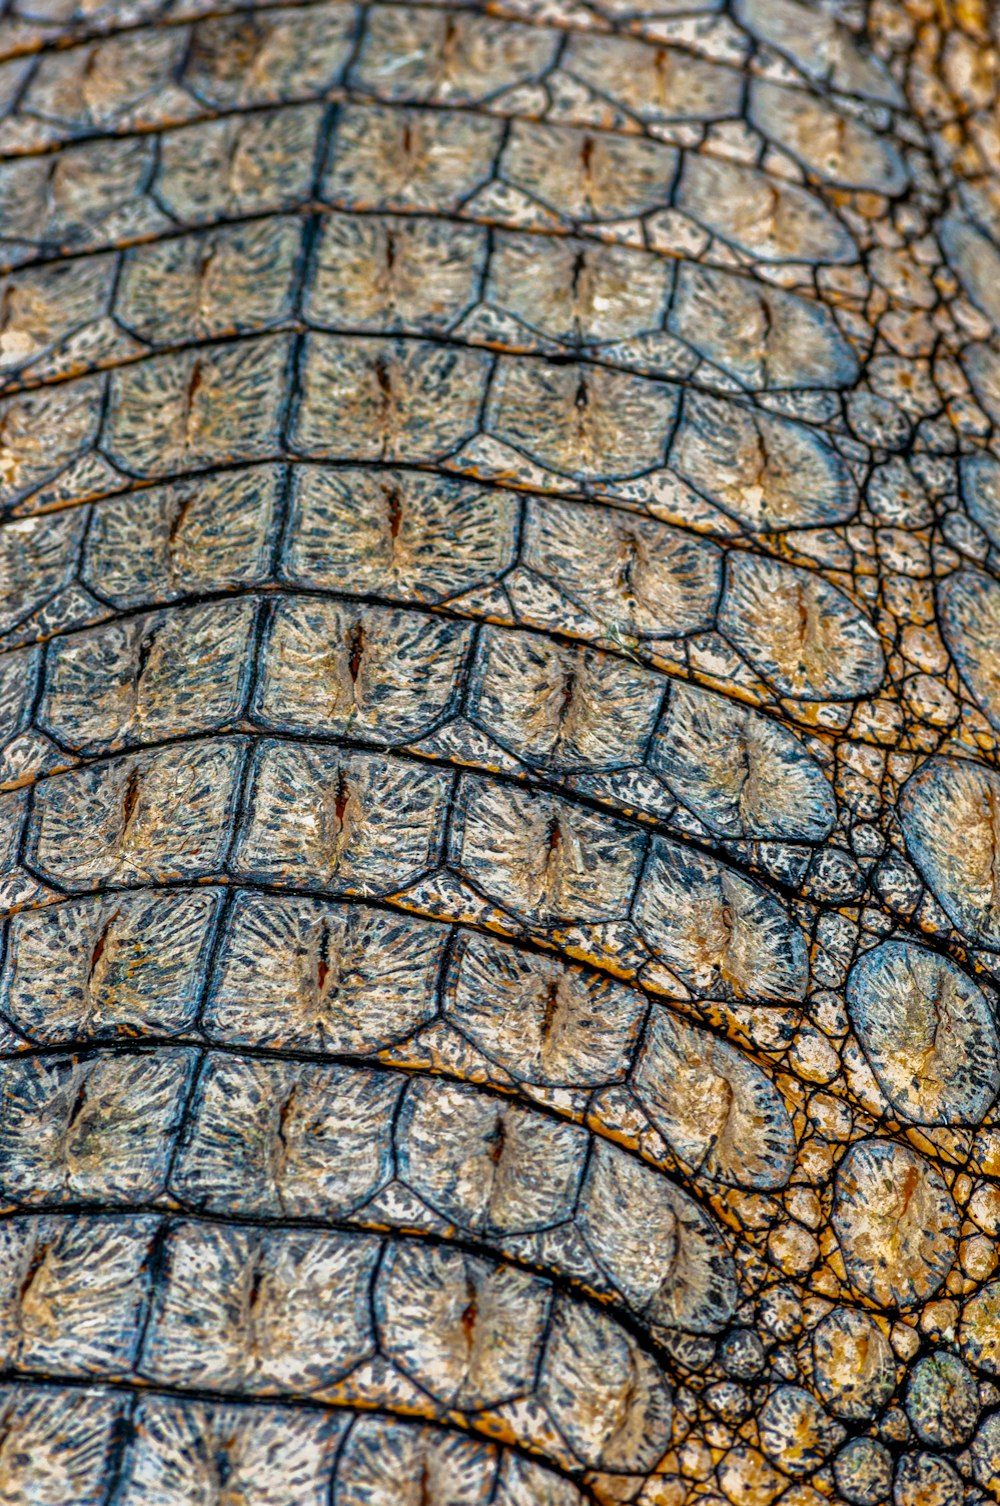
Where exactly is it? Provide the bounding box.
[1,0,1000,1501]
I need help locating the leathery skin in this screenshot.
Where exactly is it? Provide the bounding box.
[2,1,1000,1502]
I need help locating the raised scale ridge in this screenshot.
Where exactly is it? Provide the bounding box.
[3,0,1000,1502]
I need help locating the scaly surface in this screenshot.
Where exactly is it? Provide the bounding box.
[2,0,1000,1501]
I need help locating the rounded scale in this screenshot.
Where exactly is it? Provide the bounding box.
[963,339,1000,428]
[749,77,908,196]
[650,680,836,842]
[904,1350,979,1448]
[962,452,1000,551]
[812,1307,896,1421]
[676,152,858,264]
[939,567,1000,733]
[892,1451,963,1506]
[758,1385,845,1477]
[719,1327,766,1380]
[831,1139,959,1309]
[834,1437,893,1506]
[959,1277,1000,1375]
[899,754,1000,949]
[718,551,885,703]
[940,211,1000,330]
[845,939,1000,1125]
[971,1412,1000,1496]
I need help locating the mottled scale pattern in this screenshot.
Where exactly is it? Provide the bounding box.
[4,0,1000,1503]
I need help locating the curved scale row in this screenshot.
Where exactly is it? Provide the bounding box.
[3,709,818,1001]
[9,585,834,850]
[0,887,799,1197]
[1,462,885,731]
[0,0,906,174]
[0,333,867,537]
[0,1387,598,1506]
[0,210,865,398]
[0,1212,674,1475]
[0,92,871,279]
[0,1044,742,1341]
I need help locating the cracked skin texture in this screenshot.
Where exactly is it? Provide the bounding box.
[5,0,1000,1502]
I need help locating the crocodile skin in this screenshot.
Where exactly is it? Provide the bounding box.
[2,0,1000,1501]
